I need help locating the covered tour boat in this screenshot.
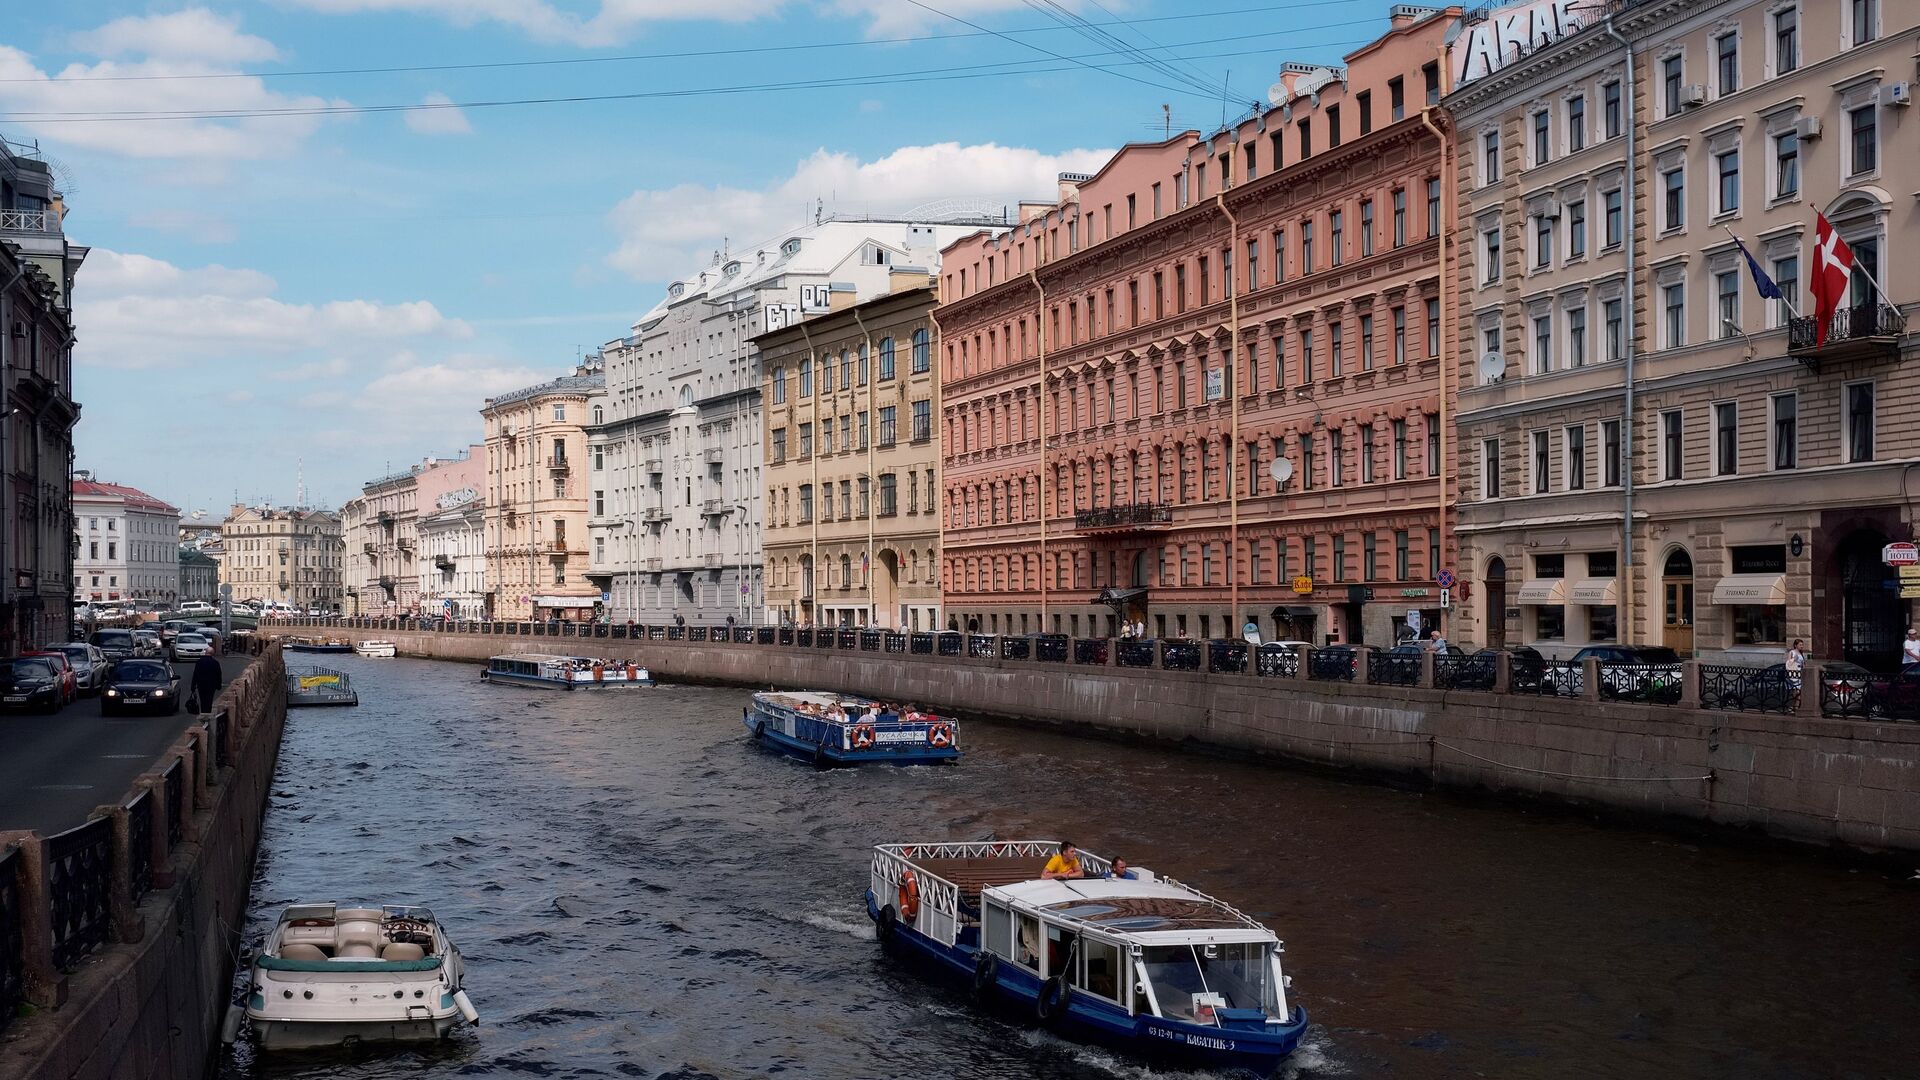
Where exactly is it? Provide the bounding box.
[864,841,1307,1074]
[744,691,959,766]
[284,637,354,654]
[480,653,654,689]
[230,902,479,1051]
[354,640,397,658]
[285,667,359,707]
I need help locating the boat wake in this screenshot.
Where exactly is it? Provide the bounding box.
[799,912,876,941]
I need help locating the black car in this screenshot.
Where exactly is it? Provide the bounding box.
[1308,644,1358,681]
[89,627,138,662]
[0,656,64,712]
[101,659,182,715]
[1701,663,1797,712]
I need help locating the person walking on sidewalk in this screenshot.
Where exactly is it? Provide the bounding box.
[190,653,223,714]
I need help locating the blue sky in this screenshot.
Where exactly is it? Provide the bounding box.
[3,0,1372,513]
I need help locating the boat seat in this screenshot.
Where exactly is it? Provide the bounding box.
[337,943,378,958]
[279,942,328,961]
[380,942,426,962]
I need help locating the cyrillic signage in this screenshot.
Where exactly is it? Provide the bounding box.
[1449,0,1589,88]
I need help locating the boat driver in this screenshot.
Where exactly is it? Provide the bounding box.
[1042,840,1085,880]
[1105,858,1138,880]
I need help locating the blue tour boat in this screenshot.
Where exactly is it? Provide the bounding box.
[744,691,959,766]
[481,653,654,690]
[864,841,1307,1075]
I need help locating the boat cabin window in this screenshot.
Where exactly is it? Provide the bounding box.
[1079,937,1123,1004]
[1140,942,1275,1020]
[1044,923,1076,978]
[1014,913,1041,972]
[983,902,1011,960]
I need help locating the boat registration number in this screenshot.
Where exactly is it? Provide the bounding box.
[1148,1028,1236,1052]
[873,730,924,744]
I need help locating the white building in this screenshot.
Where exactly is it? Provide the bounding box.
[72,474,181,606]
[588,217,991,625]
[418,492,486,619]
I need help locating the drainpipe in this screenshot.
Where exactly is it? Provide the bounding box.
[853,307,877,627]
[1606,13,1639,645]
[0,262,24,649]
[799,321,820,624]
[1419,103,1455,638]
[928,302,945,633]
[1030,268,1050,630]
[1214,190,1242,633]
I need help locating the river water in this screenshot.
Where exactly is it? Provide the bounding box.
[222,656,1916,1080]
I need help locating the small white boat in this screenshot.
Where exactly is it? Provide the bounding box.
[234,902,479,1051]
[355,640,397,658]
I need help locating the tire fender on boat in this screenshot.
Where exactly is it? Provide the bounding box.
[453,989,481,1026]
[970,952,999,1001]
[1036,976,1070,1025]
[876,904,898,942]
[219,1003,244,1045]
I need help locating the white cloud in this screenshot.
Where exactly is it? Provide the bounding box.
[70,9,280,65]
[290,0,776,47]
[404,91,472,135]
[605,141,1111,281]
[74,249,471,371]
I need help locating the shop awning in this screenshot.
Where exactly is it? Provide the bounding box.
[533,596,598,608]
[1515,578,1568,605]
[1272,605,1319,619]
[1096,587,1148,608]
[1711,574,1787,606]
[1569,578,1619,605]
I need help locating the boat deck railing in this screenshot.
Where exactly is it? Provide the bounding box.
[872,840,1113,947]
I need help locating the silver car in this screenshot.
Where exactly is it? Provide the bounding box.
[131,629,164,658]
[171,633,212,661]
[50,642,108,695]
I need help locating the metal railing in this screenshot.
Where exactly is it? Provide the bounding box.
[1255,642,1300,678]
[0,846,23,1034]
[46,817,112,971]
[999,636,1030,660]
[1699,663,1795,714]
[1509,659,1580,697]
[911,632,934,655]
[1034,635,1069,663]
[1597,662,1682,705]
[1161,639,1200,671]
[1307,648,1356,682]
[1073,502,1172,530]
[1117,640,1157,668]
[1788,302,1908,353]
[1821,671,1874,719]
[1074,638,1109,665]
[1434,652,1495,691]
[968,634,996,658]
[126,790,154,906]
[1369,651,1421,687]
[1208,640,1249,674]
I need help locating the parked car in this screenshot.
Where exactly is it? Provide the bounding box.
[21,650,78,705]
[1701,663,1796,712]
[0,656,64,712]
[1864,663,1920,721]
[101,659,182,716]
[131,628,164,658]
[170,632,213,661]
[1308,644,1358,680]
[48,642,109,695]
[176,601,217,616]
[90,627,138,662]
[1571,645,1683,703]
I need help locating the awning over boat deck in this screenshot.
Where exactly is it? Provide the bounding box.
[1568,578,1619,605]
[1515,578,1568,605]
[1712,573,1788,605]
[908,856,1053,899]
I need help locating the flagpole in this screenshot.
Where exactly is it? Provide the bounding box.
[1720,223,1801,320]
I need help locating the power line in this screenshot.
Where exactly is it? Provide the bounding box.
[895,0,1202,100]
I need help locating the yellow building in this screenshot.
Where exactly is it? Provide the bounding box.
[481,364,604,620]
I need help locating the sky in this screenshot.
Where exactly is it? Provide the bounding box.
[4,0,1375,515]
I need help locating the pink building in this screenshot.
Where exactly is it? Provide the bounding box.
[937,6,1461,645]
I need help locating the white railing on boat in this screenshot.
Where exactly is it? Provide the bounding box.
[871,840,1113,948]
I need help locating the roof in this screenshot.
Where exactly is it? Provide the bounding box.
[72,478,179,516]
[990,878,1271,942]
[484,371,605,409]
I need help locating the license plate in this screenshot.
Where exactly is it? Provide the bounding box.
[4,695,25,702]
[124,696,146,704]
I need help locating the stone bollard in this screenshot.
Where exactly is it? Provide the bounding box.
[1420,649,1436,689]
[1153,639,1167,669]
[0,832,69,1008]
[1679,660,1702,709]
[1294,644,1312,682]
[1354,646,1374,685]
[1581,657,1602,703]
[91,803,143,945]
[1494,650,1512,693]
[1799,661,1825,718]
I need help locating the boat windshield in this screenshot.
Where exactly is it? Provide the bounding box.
[1139,942,1276,1021]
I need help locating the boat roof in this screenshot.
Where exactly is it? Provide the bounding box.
[756,690,875,709]
[489,653,590,663]
[987,877,1274,944]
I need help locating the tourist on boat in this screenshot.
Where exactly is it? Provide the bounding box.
[1042,840,1085,880]
[1104,857,1138,880]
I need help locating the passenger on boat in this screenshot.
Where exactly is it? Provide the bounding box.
[1105,857,1138,880]
[1042,841,1084,880]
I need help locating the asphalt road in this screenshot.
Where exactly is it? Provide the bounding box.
[0,654,253,835]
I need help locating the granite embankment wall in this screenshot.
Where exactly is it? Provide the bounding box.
[289,628,1920,855]
[0,646,287,1080]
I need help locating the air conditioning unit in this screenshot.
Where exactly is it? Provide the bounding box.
[1679,84,1708,108]
[1536,197,1562,221]
[1792,115,1822,140]
[1884,82,1912,107]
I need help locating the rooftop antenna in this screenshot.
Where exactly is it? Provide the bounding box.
[296,457,306,509]
[815,198,823,225]
[1221,71,1230,129]
[1163,104,1171,139]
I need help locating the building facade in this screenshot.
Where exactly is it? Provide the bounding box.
[1448,0,1919,666]
[483,366,602,621]
[417,493,486,619]
[338,496,369,614]
[937,7,1459,644]
[71,475,181,606]
[587,218,989,626]
[218,504,345,612]
[355,469,420,615]
[756,280,945,630]
[178,547,218,604]
[3,136,86,651]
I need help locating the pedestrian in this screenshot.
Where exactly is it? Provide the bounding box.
[1904,628,1920,667]
[1427,628,1448,653]
[190,652,222,714]
[1785,638,1806,694]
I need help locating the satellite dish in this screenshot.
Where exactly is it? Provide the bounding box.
[1267,81,1289,108]
[1478,351,1506,385]
[1269,457,1294,483]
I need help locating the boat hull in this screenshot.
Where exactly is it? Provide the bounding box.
[744,704,958,766]
[481,669,654,690]
[863,889,1307,1076]
[247,1014,458,1050]
[285,644,354,654]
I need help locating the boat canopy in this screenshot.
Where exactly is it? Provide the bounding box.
[988,878,1275,946]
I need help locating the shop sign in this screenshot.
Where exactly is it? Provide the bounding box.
[1448,0,1589,88]
[1882,542,1919,566]
[1901,585,1920,600]
[1400,588,1430,598]
[1292,576,1315,595]
[1899,564,1920,581]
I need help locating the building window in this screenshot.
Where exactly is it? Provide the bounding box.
[878,337,896,380]
[1300,330,1314,381]
[1426,298,1441,359]
[771,366,786,403]
[1389,76,1405,120]
[1482,226,1502,283]
[552,404,566,421]
[1715,32,1739,96]
[1662,166,1685,231]
[1714,401,1739,475]
[1482,439,1502,498]
[1771,255,1798,328]
[1299,118,1312,160]
[912,399,932,442]
[1361,314,1375,370]
[1567,200,1586,259]
[1332,535,1348,582]
[1663,282,1686,349]
[1661,54,1683,115]
[1603,79,1622,139]
[1773,7,1798,74]
[1330,430,1345,487]
[1848,105,1877,177]
[1716,149,1740,215]
[1301,434,1316,490]
[1568,307,1588,367]
[1300,221,1314,273]
[1533,314,1553,374]
[1565,96,1587,155]
[1426,177,1441,238]
[1482,129,1501,184]
[1395,530,1410,579]
[911,328,931,373]
[1603,419,1622,486]
[1531,110,1550,165]
[1566,425,1586,490]
[1850,0,1878,46]
[1329,211,1344,267]
[1392,306,1406,364]
[1532,430,1551,493]
[1716,270,1740,338]
[1361,424,1375,482]
[879,405,896,447]
[1424,60,1440,104]
[1847,381,1874,462]
[1661,410,1684,480]
[1246,238,1261,290]
[1360,200,1374,257]
[1534,214,1553,269]
[1603,187,1623,248]
[799,360,812,395]
[1604,297,1624,360]
[1771,393,1797,469]
[1773,130,1799,199]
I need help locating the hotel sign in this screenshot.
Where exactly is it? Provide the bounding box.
[1449,0,1589,88]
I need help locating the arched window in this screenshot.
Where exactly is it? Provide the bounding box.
[912,328,931,373]
[858,343,869,385]
[840,349,852,390]
[878,337,896,380]
[591,405,603,424]
[799,360,813,395]
[678,385,693,408]
[770,367,785,404]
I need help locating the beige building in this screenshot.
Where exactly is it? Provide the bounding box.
[1448,0,1918,666]
[755,280,945,630]
[218,504,345,612]
[355,468,421,615]
[482,364,603,621]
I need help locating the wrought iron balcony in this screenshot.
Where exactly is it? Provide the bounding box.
[1789,303,1908,366]
[704,551,724,568]
[1073,502,1173,532]
[547,540,569,555]
[644,557,663,572]
[547,455,571,475]
[434,554,454,570]
[701,499,733,516]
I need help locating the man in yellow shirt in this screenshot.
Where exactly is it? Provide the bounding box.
[1042,840,1084,879]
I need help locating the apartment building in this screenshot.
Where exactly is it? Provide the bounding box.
[354,468,421,615]
[483,365,602,621]
[937,6,1460,644]
[1449,0,1918,666]
[415,448,485,619]
[586,218,985,625]
[755,279,945,630]
[71,475,181,606]
[218,504,345,612]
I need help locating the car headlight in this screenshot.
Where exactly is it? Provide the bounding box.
[153,689,169,697]
[104,689,119,697]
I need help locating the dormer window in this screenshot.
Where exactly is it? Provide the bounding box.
[782,238,803,256]
[669,282,686,299]
[724,260,741,275]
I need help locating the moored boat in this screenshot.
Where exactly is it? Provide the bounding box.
[231,902,479,1051]
[354,640,398,658]
[480,653,654,689]
[744,691,959,766]
[286,667,359,707]
[284,637,354,654]
[863,841,1307,1074]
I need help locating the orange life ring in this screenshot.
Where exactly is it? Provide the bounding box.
[898,870,921,922]
[926,722,955,749]
[851,723,877,749]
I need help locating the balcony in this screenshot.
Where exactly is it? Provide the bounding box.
[1073,502,1173,534]
[377,576,395,592]
[704,551,723,569]
[434,554,455,570]
[701,499,733,517]
[644,557,663,572]
[547,539,570,555]
[645,458,663,474]
[1790,303,1908,367]
[703,447,724,464]
[362,541,376,554]
[0,207,56,236]
[547,455,571,475]
[642,507,669,524]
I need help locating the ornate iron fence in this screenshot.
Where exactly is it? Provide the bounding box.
[1255,642,1300,678]
[1434,652,1496,691]
[1820,670,1874,719]
[46,817,112,970]
[797,628,814,647]
[0,845,20,1035]
[126,789,154,906]
[1074,638,1110,665]
[1369,651,1421,687]
[667,625,685,640]
[757,627,776,645]
[1034,635,1070,663]
[938,632,964,657]
[1161,639,1201,671]
[885,632,907,653]
[779,627,795,646]
[860,630,882,652]
[968,634,996,658]
[1117,640,1157,668]
[1597,662,1682,705]
[162,758,184,847]
[1306,648,1356,682]
[836,629,858,650]
[910,632,934,655]
[1208,640,1249,674]
[1507,659,1581,696]
[1699,664,1795,714]
[1000,636,1031,660]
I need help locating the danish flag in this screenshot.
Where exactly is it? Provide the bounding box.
[1811,212,1855,347]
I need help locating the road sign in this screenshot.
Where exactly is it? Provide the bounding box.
[1901,584,1920,600]
[1884,542,1919,566]
[1292,576,1314,595]
[1439,587,1452,607]
[1900,564,1920,581]
[1437,569,1456,588]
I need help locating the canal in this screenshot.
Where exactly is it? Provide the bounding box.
[225,656,1916,1079]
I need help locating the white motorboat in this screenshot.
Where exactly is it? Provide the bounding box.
[355,640,398,658]
[232,902,479,1050]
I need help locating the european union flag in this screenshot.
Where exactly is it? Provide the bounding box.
[1732,234,1782,300]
